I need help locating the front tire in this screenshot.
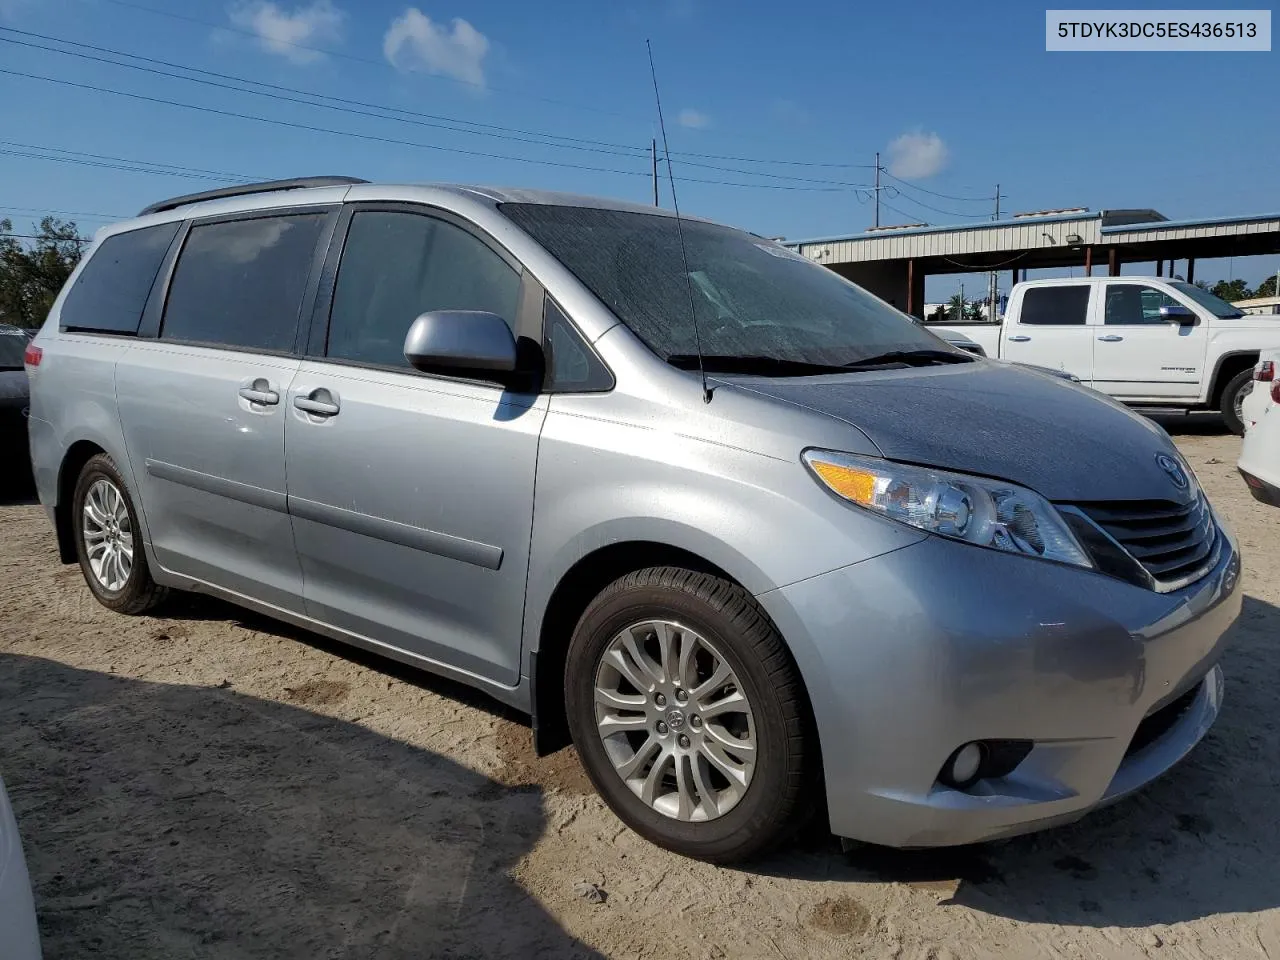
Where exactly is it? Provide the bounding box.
[564,566,815,863]
[73,453,167,614]
[1220,368,1254,437]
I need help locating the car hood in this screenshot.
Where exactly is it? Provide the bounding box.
[721,361,1192,503]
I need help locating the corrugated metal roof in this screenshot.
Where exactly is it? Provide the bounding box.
[784,208,1280,265]
[1100,211,1280,234]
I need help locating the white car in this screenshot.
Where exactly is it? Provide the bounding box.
[1239,351,1280,507]
[0,775,41,959]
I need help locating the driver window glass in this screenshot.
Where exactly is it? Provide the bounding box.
[327,211,521,368]
[1105,284,1179,325]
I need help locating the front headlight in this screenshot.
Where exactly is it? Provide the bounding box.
[803,449,1093,569]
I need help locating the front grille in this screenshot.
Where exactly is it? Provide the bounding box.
[1070,495,1218,591]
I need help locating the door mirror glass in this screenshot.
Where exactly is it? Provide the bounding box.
[1159,303,1196,323]
[403,310,517,378]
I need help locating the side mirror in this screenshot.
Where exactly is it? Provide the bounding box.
[1159,304,1196,323]
[403,310,517,379]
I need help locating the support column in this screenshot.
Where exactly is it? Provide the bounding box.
[1084,246,1093,276]
[1108,248,1119,276]
[906,258,915,317]
[1156,259,1163,277]
[1187,258,1195,283]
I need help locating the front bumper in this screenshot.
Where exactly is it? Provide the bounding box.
[758,524,1242,848]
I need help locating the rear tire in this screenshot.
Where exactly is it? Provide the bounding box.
[1220,368,1253,437]
[564,566,816,863]
[72,453,167,615]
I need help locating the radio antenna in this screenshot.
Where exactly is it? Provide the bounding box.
[646,39,712,403]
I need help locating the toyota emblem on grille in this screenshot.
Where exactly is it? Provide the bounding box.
[1156,454,1189,490]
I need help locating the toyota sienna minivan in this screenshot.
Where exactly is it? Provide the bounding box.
[25,177,1242,862]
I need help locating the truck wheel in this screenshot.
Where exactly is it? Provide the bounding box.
[1220,369,1254,437]
[72,453,168,614]
[564,566,816,863]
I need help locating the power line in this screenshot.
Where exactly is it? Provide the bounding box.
[0,31,651,161]
[82,0,895,169]
[883,186,989,220]
[0,139,261,180]
[0,70,859,192]
[0,31,876,187]
[882,170,991,202]
[0,205,123,220]
[0,146,243,181]
[0,233,90,242]
[92,0,636,120]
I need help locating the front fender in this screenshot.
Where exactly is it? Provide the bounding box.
[521,405,925,662]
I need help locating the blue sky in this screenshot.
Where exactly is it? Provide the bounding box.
[1,0,1277,299]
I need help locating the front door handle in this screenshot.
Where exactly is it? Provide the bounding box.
[1097,335,1125,342]
[1007,335,1031,342]
[238,379,279,405]
[294,390,340,417]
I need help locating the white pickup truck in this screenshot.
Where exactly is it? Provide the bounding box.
[928,276,1280,434]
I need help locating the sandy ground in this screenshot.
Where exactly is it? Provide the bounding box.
[2,420,1278,959]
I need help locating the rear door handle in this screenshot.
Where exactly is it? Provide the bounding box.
[294,390,340,417]
[238,378,279,405]
[1007,335,1031,342]
[1097,335,1124,342]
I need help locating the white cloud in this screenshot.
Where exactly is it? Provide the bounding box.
[383,9,490,89]
[228,0,344,64]
[887,130,948,179]
[677,108,709,129]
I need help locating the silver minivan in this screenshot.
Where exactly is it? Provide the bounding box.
[25,177,1242,862]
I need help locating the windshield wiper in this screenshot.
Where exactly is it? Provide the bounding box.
[842,349,973,369]
[667,354,849,376]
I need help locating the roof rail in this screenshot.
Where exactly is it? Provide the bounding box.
[137,176,369,217]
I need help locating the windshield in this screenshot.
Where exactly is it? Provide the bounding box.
[0,332,29,370]
[1168,281,1246,318]
[500,203,960,368]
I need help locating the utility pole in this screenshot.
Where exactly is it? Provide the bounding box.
[873,151,881,228]
[957,282,965,322]
[651,139,659,207]
[988,183,1000,323]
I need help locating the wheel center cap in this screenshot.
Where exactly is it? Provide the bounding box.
[665,708,686,731]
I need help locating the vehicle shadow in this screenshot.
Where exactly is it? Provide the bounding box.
[751,594,1280,929]
[0,652,604,960]
[1149,412,1231,436]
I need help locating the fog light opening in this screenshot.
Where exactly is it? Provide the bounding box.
[941,742,986,790]
[938,739,1035,791]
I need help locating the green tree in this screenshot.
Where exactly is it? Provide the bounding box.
[1255,275,1278,299]
[947,293,964,322]
[1209,278,1252,302]
[0,217,87,329]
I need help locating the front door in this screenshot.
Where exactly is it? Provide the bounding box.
[1002,283,1096,381]
[1091,281,1207,399]
[284,207,544,685]
[116,210,331,610]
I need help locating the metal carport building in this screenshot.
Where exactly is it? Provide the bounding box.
[782,208,1280,318]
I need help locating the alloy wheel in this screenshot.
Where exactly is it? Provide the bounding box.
[82,478,133,592]
[593,619,756,821]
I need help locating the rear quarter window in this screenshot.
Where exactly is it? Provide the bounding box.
[58,222,181,334]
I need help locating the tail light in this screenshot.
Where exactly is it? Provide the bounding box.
[23,342,41,367]
[1255,360,1274,382]
[1273,380,1280,404]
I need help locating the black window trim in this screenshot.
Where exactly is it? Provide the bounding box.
[304,201,542,390]
[541,294,615,394]
[60,220,185,337]
[140,203,342,356]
